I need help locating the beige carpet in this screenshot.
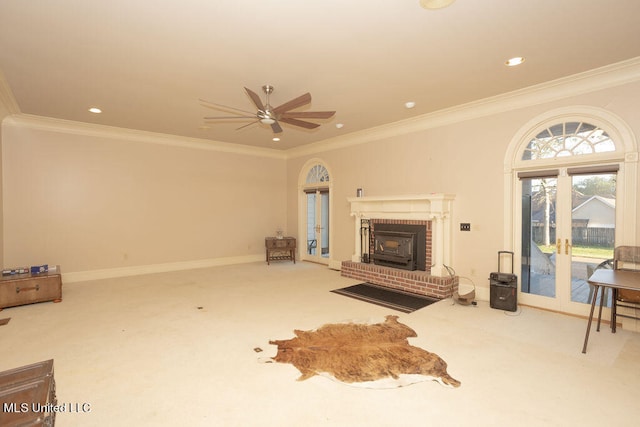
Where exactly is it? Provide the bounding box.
[1,261,639,426]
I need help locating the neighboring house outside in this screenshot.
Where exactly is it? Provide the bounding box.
[531,195,616,247]
[572,196,616,228]
[571,196,616,247]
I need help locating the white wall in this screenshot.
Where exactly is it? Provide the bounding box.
[1,119,287,277]
[1,68,639,288]
[286,80,640,293]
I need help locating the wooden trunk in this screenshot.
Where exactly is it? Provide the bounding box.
[0,267,62,311]
[0,359,57,426]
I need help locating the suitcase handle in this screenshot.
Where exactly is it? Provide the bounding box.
[16,284,40,293]
[498,251,514,274]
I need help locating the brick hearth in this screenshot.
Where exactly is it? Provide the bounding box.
[341,261,458,300]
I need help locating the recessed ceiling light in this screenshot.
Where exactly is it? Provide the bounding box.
[420,0,456,10]
[88,107,102,114]
[272,137,280,142]
[404,101,416,109]
[336,123,344,129]
[505,57,525,67]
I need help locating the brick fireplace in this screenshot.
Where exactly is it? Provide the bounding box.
[341,194,458,300]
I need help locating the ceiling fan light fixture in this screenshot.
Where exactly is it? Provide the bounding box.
[419,0,455,10]
[203,85,335,139]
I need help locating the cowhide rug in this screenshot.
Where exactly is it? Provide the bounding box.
[267,315,460,388]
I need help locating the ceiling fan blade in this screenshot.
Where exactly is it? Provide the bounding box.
[199,98,256,116]
[236,121,259,131]
[244,87,265,111]
[271,121,283,133]
[280,111,335,119]
[204,115,256,120]
[273,92,311,114]
[279,117,320,129]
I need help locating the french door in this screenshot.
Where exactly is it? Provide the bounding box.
[304,188,330,264]
[519,168,616,315]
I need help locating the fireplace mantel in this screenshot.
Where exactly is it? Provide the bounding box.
[348,193,455,277]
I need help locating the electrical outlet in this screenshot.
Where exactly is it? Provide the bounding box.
[460,223,471,231]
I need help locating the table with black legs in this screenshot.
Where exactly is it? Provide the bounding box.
[583,269,640,353]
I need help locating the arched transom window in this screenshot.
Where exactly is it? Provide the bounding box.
[522,121,615,160]
[306,164,330,184]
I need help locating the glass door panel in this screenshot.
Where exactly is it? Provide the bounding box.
[569,173,616,307]
[304,189,330,264]
[521,177,558,299]
[306,192,317,256]
[320,191,329,258]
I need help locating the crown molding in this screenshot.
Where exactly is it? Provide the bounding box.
[0,69,20,119]
[3,57,640,161]
[3,114,288,160]
[285,56,640,159]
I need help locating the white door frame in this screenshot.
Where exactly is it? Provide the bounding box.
[504,106,638,316]
[298,159,334,266]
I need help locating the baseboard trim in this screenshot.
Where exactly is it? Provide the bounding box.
[62,254,264,283]
[328,259,342,270]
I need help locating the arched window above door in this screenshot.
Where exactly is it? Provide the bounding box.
[305,164,330,185]
[507,107,638,171]
[522,121,616,161]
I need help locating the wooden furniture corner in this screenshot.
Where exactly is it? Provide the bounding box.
[0,359,57,426]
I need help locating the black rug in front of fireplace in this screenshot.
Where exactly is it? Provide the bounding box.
[331,283,438,313]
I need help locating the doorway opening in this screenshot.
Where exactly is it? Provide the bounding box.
[299,161,332,265]
[505,107,637,316]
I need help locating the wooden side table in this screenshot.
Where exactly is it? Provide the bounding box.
[265,237,296,265]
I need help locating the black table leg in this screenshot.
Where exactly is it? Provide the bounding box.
[597,285,605,332]
[611,288,617,333]
[582,284,600,354]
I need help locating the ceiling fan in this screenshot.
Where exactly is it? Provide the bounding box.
[201,85,335,134]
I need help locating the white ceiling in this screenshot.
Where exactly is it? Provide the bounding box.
[1,0,640,150]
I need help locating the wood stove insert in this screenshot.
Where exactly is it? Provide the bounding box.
[371,223,426,271]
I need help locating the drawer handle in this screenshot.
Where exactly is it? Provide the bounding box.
[16,284,40,293]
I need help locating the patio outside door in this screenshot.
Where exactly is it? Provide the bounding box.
[520,169,616,315]
[305,189,329,264]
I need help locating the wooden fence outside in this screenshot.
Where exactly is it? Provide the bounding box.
[532,225,614,247]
